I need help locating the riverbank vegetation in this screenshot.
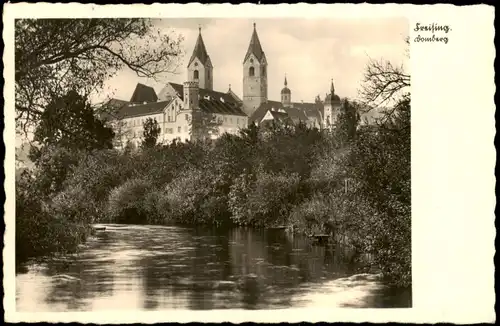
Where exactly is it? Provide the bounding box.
[16,94,410,287]
[15,19,410,287]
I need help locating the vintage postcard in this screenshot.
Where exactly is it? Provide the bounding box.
[3,3,495,324]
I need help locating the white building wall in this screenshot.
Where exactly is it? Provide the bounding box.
[216,114,248,137]
[114,99,249,147]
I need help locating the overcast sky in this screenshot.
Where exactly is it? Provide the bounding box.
[99,17,409,104]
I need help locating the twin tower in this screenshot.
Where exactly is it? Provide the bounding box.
[187,23,268,117]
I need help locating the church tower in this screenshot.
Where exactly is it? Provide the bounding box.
[187,27,213,90]
[323,79,341,128]
[281,74,291,107]
[243,23,268,117]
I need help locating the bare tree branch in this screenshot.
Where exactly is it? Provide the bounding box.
[15,18,184,134]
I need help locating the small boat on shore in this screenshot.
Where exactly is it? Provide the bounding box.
[309,234,331,245]
[92,226,106,231]
[268,226,287,230]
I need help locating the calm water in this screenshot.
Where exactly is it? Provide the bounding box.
[16,224,411,311]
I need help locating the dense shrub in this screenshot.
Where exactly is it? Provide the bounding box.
[342,100,411,287]
[107,178,153,224]
[50,183,97,224]
[16,171,90,262]
[29,145,84,198]
[229,170,301,227]
[163,169,229,225]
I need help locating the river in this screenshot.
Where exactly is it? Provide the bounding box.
[16,224,411,311]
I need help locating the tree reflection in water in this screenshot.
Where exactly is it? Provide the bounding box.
[16,224,411,311]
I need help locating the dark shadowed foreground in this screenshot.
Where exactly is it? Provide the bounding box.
[16,225,411,311]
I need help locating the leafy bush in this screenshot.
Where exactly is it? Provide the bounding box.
[50,183,97,224]
[107,178,153,224]
[163,169,223,225]
[16,171,90,262]
[229,170,301,227]
[29,145,84,197]
[342,99,411,287]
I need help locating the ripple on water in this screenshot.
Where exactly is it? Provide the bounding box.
[17,226,410,311]
[291,273,386,308]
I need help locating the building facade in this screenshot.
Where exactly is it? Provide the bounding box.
[106,23,344,149]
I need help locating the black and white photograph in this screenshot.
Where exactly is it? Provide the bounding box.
[3,3,495,324]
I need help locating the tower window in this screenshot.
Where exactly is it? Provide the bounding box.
[194,70,199,80]
[249,66,255,77]
[194,62,198,67]
[261,67,266,76]
[207,70,210,79]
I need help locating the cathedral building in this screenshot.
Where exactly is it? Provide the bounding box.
[105,23,342,148]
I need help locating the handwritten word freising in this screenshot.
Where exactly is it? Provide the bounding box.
[413,23,451,44]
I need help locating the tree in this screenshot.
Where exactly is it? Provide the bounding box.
[124,139,136,154]
[15,19,184,132]
[336,99,361,143]
[188,111,222,142]
[108,118,132,150]
[141,118,161,149]
[358,38,410,124]
[347,38,411,287]
[30,90,114,158]
[239,123,261,147]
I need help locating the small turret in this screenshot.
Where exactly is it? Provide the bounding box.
[183,81,199,111]
[281,74,291,107]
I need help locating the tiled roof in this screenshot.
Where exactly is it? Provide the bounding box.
[130,83,158,103]
[295,102,324,122]
[270,111,291,121]
[250,100,323,124]
[284,106,309,123]
[188,29,211,67]
[260,111,293,128]
[244,24,266,63]
[166,82,235,103]
[249,101,280,123]
[199,88,239,106]
[166,82,247,116]
[116,100,172,119]
[227,88,243,103]
[99,98,130,121]
[107,98,129,108]
[199,98,247,117]
[167,82,184,98]
[106,82,247,120]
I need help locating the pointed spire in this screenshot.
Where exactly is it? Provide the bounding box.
[330,79,335,94]
[228,84,231,91]
[188,26,211,67]
[284,74,288,86]
[244,22,265,63]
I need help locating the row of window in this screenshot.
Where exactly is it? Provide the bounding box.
[132,125,189,138]
[125,117,158,127]
[221,116,246,125]
[164,126,189,134]
[127,115,246,136]
[126,112,189,126]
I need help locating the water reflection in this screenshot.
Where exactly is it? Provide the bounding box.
[16,224,411,311]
